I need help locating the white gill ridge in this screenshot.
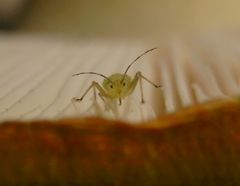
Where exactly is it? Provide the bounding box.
[0,34,239,123]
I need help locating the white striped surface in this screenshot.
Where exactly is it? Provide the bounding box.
[0,33,240,123]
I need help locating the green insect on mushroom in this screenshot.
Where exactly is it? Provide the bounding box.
[72,47,161,105]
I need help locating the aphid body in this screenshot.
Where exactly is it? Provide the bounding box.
[72,48,161,105]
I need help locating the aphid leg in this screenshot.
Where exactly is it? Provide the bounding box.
[139,75,145,104]
[71,83,95,112]
[129,72,161,104]
[74,81,109,103]
[77,83,95,102]
[93,82,109,98]
[137,72,161,104]
[94,83,116,110]
[98,92,115,112]
[98,92,113,111]
[71,97,80,112]
[72,81,109,114]
[127,72,143,104]
[119,98,122,105]
[138,72,162,88]
[98,93,106,103]
[93,85,97,101]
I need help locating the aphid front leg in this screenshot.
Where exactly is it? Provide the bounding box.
[129,72,161,104]
[72,82,95,103]
[72,81,108,103]
[139,72,162,88]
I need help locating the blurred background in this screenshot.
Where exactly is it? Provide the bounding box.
[1,0,240,41]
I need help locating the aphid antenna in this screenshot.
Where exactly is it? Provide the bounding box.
[72,72,113,82]
[121,47,157,82]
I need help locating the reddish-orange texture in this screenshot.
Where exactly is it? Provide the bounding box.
[0,98,239,185]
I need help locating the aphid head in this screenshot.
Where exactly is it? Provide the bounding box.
[103,73,131,99]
